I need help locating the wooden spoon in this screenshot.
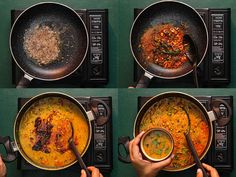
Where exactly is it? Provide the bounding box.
[68,122,91,177]
[183,34,199,88]
[182,107,208,177]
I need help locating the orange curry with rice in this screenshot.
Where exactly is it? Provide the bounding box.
[19,97,89,168]
[139,97,209,170]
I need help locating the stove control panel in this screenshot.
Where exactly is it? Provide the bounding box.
[196,96,233,172]
[94,124,107,163]
[212,96,233,171]
[88,10,108,82]
[79,97,112,172]
[209,9,230,84]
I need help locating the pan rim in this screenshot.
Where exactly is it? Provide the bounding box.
[9,2,89,81]
[133,91,213,171]
[130,0,209,79]
[13,91,92,170]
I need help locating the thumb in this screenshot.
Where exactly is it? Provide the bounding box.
[196,169,203,177]
[0,155,3,162]
[152,154,174,169]
[80,169,86,177]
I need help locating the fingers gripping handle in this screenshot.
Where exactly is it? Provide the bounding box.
[0,136,17,162]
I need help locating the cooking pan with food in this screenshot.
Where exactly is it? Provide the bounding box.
[130,1,208,88]
[0,92,110,170]
[10,2,89,88]
[118,92,231,171]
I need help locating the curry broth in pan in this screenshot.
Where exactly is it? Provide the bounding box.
[19,97,89,168]
[139,97,209,170]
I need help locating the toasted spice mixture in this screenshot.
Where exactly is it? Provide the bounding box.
[23,25,61,65]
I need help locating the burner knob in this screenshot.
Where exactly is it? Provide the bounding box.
[216,152,224,162]
[213,66,222,76]
[92,65,102,76]
[95,152,104,162]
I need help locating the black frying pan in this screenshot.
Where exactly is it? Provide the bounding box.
[130,1,208,88]
[10,2,89,88]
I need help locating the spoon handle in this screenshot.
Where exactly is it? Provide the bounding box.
[185,133,208,177]
[69,140,91,177]
[193,63,199,88]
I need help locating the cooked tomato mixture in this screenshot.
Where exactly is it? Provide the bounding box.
[19,97,89,168]
[142,130,172,160]
[139,97,209,170]
[139,23,189,69]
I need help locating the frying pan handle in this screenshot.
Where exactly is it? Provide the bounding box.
[0,136,17,162]
[89,99,111,126]
[211,99,232,126]
[16,74,33,88]
[118,136,131,163]
[136,72,153,88]
[207,111,216,122]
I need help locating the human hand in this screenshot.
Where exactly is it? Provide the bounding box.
[80,166,103,177]
[0,156,6,177]
[196,163,220,177]
[129,131,174,177]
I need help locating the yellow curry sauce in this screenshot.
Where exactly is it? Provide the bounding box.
[19,97,89,168]
[139,97,209,170]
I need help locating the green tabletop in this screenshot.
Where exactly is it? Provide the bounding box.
[1,0,236,88]
[1,0,236,177]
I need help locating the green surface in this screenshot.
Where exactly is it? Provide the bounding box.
[1,0,236,88]
[0,88,118,177]
[0,0,118,88]
[118,88,236,177]
[1,0,236,177]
